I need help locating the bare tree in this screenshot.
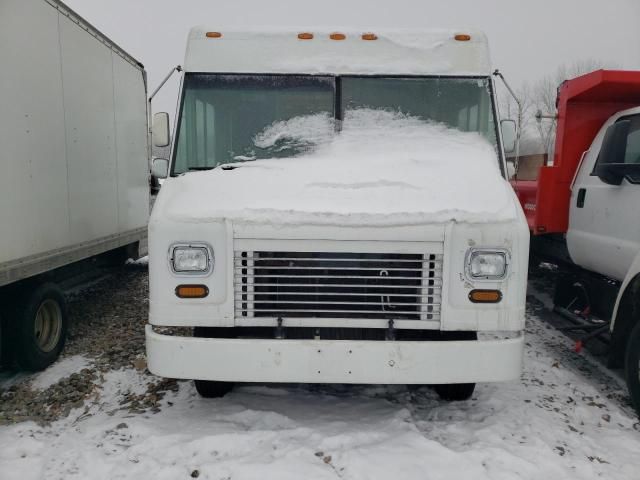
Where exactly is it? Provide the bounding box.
[532,59,616,154]
[498,82,534,138]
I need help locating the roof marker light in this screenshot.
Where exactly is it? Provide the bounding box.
[329,33,346,40]
[298,32,314,40]
[361,33,378,41]
[454,34,471,41]
[205,31,222,38]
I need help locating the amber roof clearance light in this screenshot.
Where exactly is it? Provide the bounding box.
[205,31,222,38]
[454,34,472,42]
[329,32,346,40]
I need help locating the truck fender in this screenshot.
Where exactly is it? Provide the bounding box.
[609,251,640,368]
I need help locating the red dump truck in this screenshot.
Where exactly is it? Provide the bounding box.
[512,70,640,414]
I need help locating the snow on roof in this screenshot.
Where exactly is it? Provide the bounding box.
[159,109,517,227]
[184,28,491,76]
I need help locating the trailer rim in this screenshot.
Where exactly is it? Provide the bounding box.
[34,299,63,353]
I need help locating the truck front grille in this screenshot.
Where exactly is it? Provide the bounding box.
[234,251,442,321]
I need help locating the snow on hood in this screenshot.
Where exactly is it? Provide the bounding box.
[160,109,518,227]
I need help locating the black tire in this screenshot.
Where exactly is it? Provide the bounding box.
[434,383,476,401]
[625,321,640,416]
[194,379,234,398]
[8,283,68,371]
[192,327,235,398]
[0,309,9,367]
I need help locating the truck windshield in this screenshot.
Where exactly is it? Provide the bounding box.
[173,75,334,174]
[341,77,497,146]
[172,74,498,174]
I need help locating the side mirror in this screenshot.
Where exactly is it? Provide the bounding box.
[592,120,630,186]
[152,112,171,148]
[500,119,517,154]
[151,157,169,179]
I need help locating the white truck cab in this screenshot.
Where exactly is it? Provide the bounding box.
[146,29,529,399]
[568,106,640,281]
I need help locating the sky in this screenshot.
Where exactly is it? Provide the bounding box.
[63,0,640,123]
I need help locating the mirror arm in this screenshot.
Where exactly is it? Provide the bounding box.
[149,65,182,104]
[493,69,522,178]
[148,65,182,142]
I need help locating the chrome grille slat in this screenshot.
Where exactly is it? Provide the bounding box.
[234,291,441,298]
[234,257,440,264]
[239,308,440,315]
[235,265,432,272]
[238,300,441,306]
[234,250,443,321]
[233,274,442,281]
[232,281,443,288]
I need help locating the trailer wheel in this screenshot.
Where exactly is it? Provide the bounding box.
[625,321,640,415]
[433,383,476,401]
[10,283,68,371]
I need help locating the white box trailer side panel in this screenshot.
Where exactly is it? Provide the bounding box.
[0,0,71,263]
[112,53,150,233]
[59,13,120,242]
[0,0,149,271]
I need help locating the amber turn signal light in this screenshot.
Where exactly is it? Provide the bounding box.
[175,285,209,298]
[468,289,502,303]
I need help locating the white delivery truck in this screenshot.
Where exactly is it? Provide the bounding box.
[146,29,529,399]
[0,0,149,370]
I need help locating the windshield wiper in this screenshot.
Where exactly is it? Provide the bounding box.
[187,166,215,171]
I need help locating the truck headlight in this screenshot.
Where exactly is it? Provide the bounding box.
[170,244,213,274]
[467,249,508,280]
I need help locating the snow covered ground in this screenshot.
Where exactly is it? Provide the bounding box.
[1,301,639,479]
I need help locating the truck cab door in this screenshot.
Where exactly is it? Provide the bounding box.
[567,112,640,281]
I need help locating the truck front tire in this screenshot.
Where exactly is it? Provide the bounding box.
[193,326,234,398]
[434,383,476,401]
[9,283,68,371]
[625,321,640,415]
[194,379,234,398]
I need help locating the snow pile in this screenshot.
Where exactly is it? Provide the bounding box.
[126,255,148,266]
[30,355,91,391]
[252,113,334,154]
[97,369,150,404]
[161,109,517,227]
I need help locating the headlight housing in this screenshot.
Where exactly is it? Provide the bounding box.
[467,249,508,280]
[170,244,213,274]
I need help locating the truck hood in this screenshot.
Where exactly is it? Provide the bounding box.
[156,110,519,227]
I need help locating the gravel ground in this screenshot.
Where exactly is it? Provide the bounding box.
[0,263,179,425]
[0,261,636,427]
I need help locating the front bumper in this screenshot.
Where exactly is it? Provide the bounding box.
[146,325,524,384]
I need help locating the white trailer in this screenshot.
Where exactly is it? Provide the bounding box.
[147,29,529,400]
[0,0,149,370]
